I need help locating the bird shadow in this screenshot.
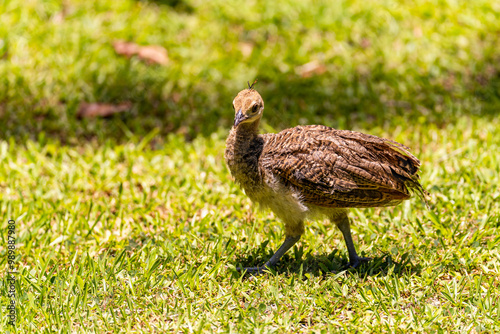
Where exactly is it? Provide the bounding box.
[232,245,422,279]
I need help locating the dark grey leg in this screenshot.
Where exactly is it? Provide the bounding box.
[237,235,301,274]
[336,217,371,268]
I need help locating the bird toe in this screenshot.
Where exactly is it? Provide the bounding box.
[347,256,372,269]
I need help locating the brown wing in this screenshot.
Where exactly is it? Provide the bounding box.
[261,125,426,208]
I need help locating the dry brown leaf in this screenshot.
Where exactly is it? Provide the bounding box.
[172,92,181,103]
[52,12,65,24]
[113,40,140,57]
[51,2,70,24]
[296,60,327,78]
[413,26,423,38]
[360,38,371,49]
[154,205,172,220]
[238,42,254,58]
[77,102,132,118]
[113,40,168,65]
[137,45,168,65]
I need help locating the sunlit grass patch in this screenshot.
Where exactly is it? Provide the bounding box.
[1,116,499,332]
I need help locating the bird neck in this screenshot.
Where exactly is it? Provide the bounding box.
[225,119,264,190]
[234,119,260,141]
[225,119,262,166]
[233,119,261,147]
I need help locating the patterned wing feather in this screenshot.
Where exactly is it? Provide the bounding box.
[262,125,426,208]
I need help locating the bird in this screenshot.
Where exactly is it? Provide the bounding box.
[224,83,427,273]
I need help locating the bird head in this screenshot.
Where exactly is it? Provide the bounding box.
[232,87,264,127]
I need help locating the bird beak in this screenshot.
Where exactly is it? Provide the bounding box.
[233,109,248,127]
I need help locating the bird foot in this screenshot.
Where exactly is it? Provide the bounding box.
[236,265,271,275]
[346,256,372,269]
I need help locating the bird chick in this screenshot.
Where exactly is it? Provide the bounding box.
[225,85,427,273]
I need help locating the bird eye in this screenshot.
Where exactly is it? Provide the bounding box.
[251,104,259,113]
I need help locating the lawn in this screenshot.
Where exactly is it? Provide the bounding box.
[1,0,500,332]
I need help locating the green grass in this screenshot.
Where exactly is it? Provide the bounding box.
[1,0,500,332]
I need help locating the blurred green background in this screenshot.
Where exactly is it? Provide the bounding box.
[1,0,499,141]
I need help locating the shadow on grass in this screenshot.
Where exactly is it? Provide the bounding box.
[5,66,500,145]
[137,0,194,13]
[232,244,422,279]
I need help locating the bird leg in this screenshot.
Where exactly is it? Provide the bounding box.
[237,235,301,274]
[336,216,371,268]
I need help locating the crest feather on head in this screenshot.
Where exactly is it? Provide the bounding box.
[247,79,258,90]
